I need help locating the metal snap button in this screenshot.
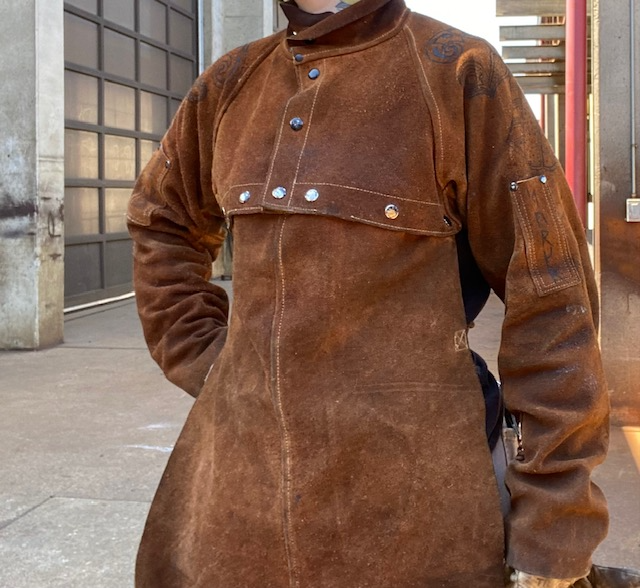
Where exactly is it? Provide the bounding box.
[304,188,319,202]
[384,204,399,220]
[294,53,304,62]
[308,68,320,80]
[272,186,287,199]
[540,175,548,184]
[509,181,518,191]
[290,117,304,131]
[239,191,251,203]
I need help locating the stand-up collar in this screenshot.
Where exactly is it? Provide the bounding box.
[279,0,408,51]
[280,1,333,34]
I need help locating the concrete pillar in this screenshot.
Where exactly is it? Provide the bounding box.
[202,0,274,65]
[593,0,640,424]
[0,0,64,349]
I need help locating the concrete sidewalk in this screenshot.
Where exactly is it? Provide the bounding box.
[0,286,638,587]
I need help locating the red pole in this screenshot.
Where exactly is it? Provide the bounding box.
[565,0,588,225]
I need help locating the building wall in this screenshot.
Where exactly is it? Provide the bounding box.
[0,0,277,348]
[593,0,640,424]
[0,0,65,348]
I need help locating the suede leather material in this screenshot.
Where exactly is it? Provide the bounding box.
[128,1,610,585]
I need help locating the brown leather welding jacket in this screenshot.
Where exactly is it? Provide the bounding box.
[127,0,610,586]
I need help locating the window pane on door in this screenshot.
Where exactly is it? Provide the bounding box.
[169,10,194,54]
[105,240,134,287]
[140,0,167,43]
[65,188,100,236]
[65,130,99,179]
[104,29,136,80]
[105,188,132,233]
[104,135,136,180]
[65,243,103,296]
[104,82,135,130]
[170,54,194,95]
[64,13,98,68]
[140,42,167,89]
[140,140,160,168]
[65,71,98,124]
[103,0,135,29]
[140,91,168,134]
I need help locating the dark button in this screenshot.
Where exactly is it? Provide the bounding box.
[308,68,320,80]
[294,53,304,62]
[290,117,304,131]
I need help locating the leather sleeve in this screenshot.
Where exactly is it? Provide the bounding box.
[127,68,229,398]
[456,44,610,579]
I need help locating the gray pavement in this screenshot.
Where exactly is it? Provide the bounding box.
[0,285,638,587]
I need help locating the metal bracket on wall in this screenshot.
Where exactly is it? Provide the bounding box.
[626,198,640,222]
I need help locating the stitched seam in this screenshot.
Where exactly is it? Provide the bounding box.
[273,217,299,587]
[405,27,445,176]
[299,182,441,205]
[291,71,324,193]
[512,193,546,292]
[225,206,264,214]
[222,183,264,201]
[261,95,297,204]
[348,214,451,235]
[542,183,581,283]
[214,35,284,140]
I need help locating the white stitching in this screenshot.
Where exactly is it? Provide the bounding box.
[273,218,299,587]
[299,182,441,205]
[541,183,581,282]
[221,183,264,201]
[261,95,297,204]
[348,214,451,235]
[405,27,445,176]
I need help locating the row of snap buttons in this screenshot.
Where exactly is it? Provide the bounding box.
[237,188,401,219]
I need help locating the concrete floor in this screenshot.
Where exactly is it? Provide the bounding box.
[0,285,638,587]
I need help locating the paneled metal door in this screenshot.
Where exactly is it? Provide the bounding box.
[63,0,199,306]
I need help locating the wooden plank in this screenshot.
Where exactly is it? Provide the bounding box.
[508,62,566,75]
[496,0,565,17]
[502,45,565,60]
[500,24,566,41]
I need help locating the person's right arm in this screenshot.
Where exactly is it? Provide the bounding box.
[127,69,229,398]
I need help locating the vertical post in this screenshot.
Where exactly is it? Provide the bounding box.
[565,0,588,225]
[593,0,640,424]
[0,0,65,348]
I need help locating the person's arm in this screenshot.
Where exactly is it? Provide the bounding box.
[127,70,229,397]
[455,44,609,580]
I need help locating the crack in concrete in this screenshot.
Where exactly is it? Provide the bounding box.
[0,496,53,531]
